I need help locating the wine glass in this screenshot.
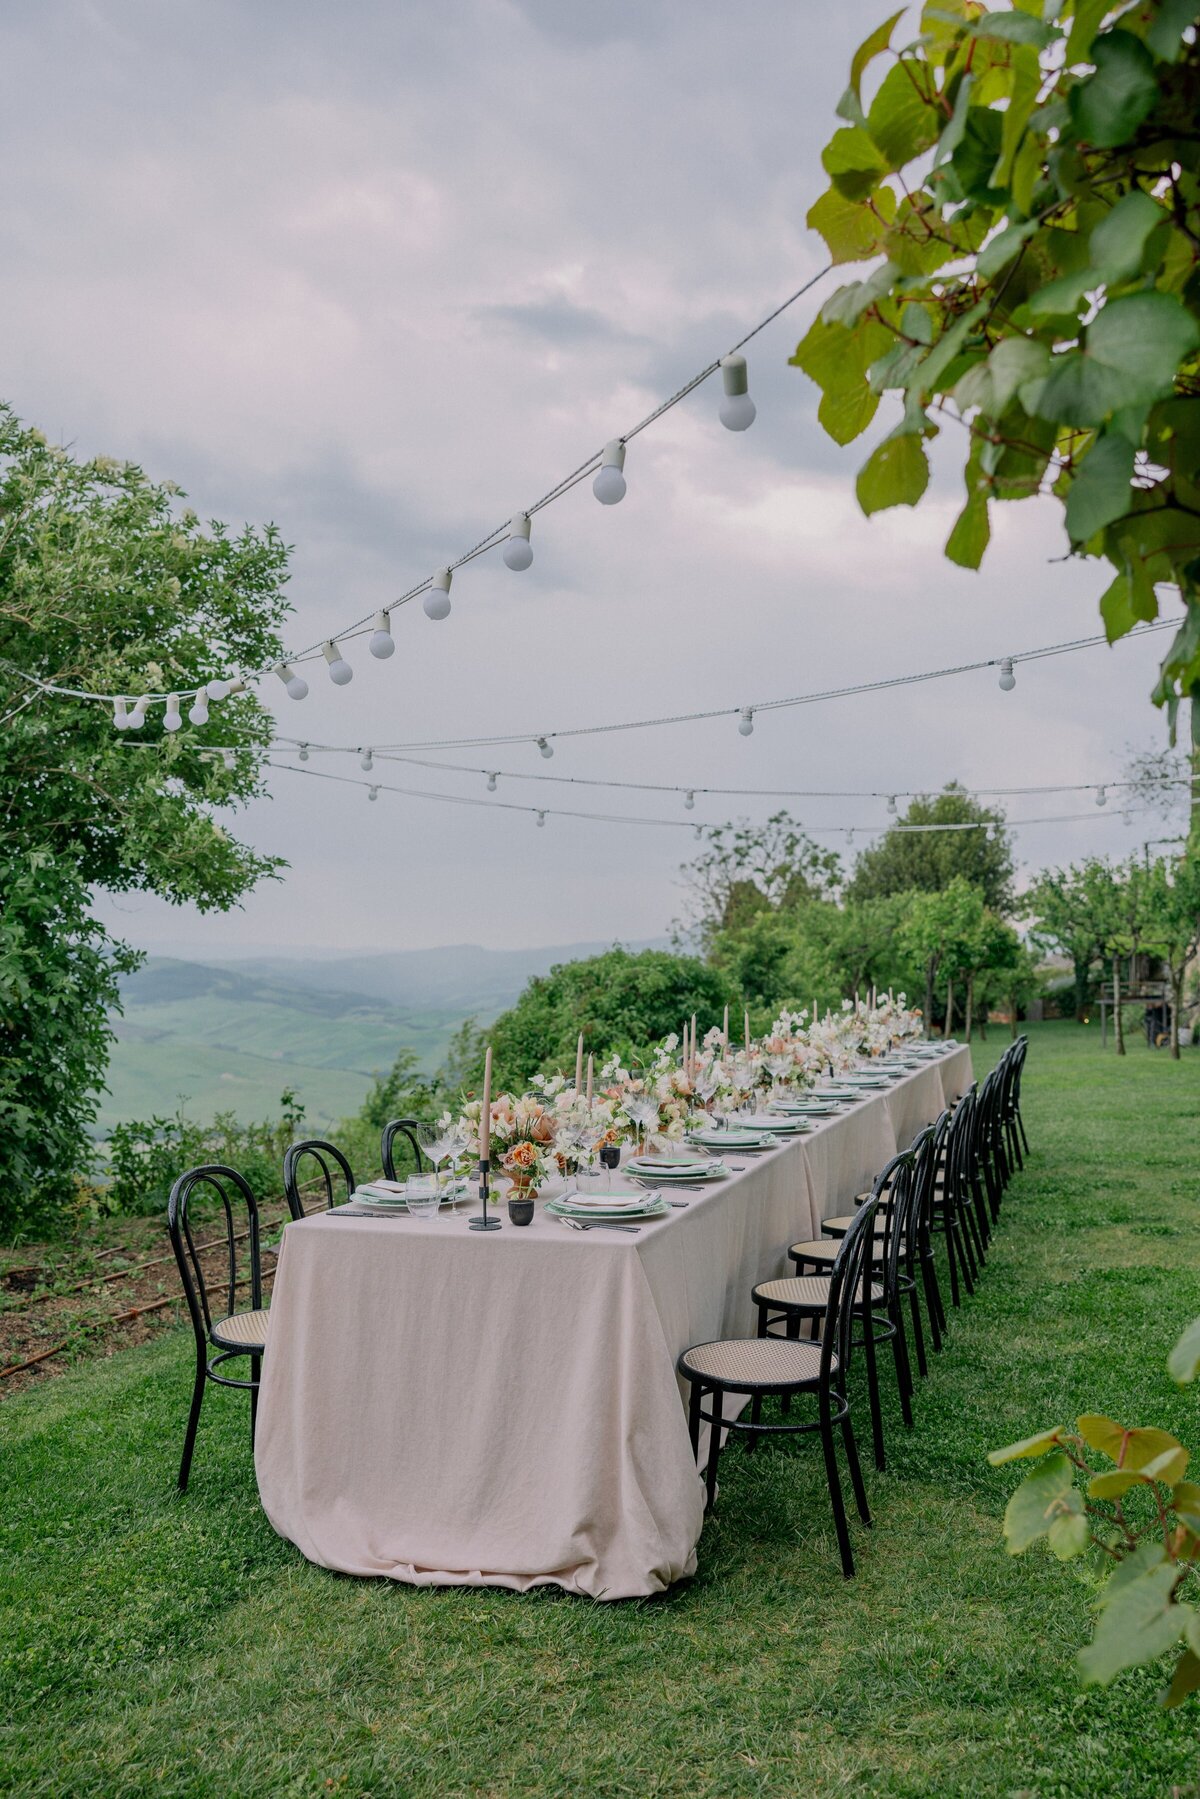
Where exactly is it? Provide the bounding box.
[767,1054,792,1105]
[626,1095,658,1159]
[419,1122,457,1200]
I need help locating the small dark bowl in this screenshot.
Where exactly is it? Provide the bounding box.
[507,1195,535,1226]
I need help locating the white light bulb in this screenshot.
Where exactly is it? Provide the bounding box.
[367,785,379,802]
[718,354,756,431]
[206,678,232,702]
[275,662,309,700]
[163,694,183,732]
[593,440,626,505]
[360,748,374,772]
[998,657,1016,692]
[424,569,452,620]
[537,736,554,759]
[487,773,498,792]
[127,700,146,730]
[693,824,703,841]
[113,697,129,731]
[887,795,897,815]
[298,743,310,762]
[222,749,236,772]
[1096,785,1107,807]
[738,708,755,737]
[503,514,533,571]
[188,692,209,727]
[536,810,546,828]
[684,790,695,810]
[369,610,395,659]
[323,640,353,685]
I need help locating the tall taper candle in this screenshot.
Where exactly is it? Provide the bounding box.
[812,997,818,1025]
[575,1032,584,1092]
[586,1053,594,1107]
[479,1045,492,1166]
[681,1022,688,1070]
[744,1009,751,1053]
[723,1003,729,1048]
[690,1013,697,1079]
[871,985,877,1009]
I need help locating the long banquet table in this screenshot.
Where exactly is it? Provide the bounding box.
[255,1046,972,1600]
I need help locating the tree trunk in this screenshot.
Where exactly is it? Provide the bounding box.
[1073,955,1089,1022]
[1113,953,1125,1057]
[1172,972,1183,1061]
[964,973,974,1043]
[945,977,954,1039]
[1009,994,1017,1041]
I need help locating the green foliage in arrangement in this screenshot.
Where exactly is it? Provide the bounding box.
[0,406,291,1235]
[990,1311,1200,1709]
[792,0,1200,719]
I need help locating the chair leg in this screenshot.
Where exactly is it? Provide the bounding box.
[819,1403,855,1578]
[921,1250,945,1350]
[861,1310,885,1472]
[841,1412,871,1525]
[178,1351,206,1493]
[705,1388,723,1512]
[907,1277,928,1378]
[687,1379,702,1459]
[890,1305,915,1427]
[249,1353,261,1448]
[1017,1109,1030,1155]
[747,1392,763,1452]
[942,1213,962,1310]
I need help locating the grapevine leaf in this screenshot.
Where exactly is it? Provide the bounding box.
[856,432,930,514]
[1002,1451,1079,1551]
[1146,0,1200,62]
[1164,1648,1200,1709]
[1033,293,1200,427]
[1069,31,1160,149]
[1048,1511,1092,1560]
[823,126,890,201]
[807,183,897,264]
[866,61,941,169]
[1077,1415,1186,1471]
[970,9,1058,47]
[1078,1563,1189,1687]
[1090,189,1167,287]
[1064,434,1136,543]
[848,7,908,101]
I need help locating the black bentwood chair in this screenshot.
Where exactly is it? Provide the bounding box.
[283,1138,355,1219]
[677,1191,881,1579]
[381,1117,428,1182]
[167,1165,268,1492]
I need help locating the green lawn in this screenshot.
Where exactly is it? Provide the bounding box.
[2,1024,1199,1797]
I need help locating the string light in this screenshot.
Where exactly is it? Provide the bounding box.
[112,697,129,731]
[593,441,627,505]
[369,612,395,660]
[684,790,695,810]
[274,663,309,701]
[718,354,756,431]
[998,657,1016,692]
[222,748,236,772]
[163,694,182,733]
[127,698,147,730]
[486,772,498,791]
[1095,785,1107,807]
[367,784,379,802]
[188,691,210,727]
[360,748,374,772]
[502,514,533,571]
[536,809,546,828]
[298,742,310,762]
[738,707,755,737]
[537,736,554,760]
[887,795,897,814]
[206,677,233,701]
[424,569,452,621]
[323,640,353,685]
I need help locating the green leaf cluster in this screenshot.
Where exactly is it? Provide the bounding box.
[793,0,1200,715]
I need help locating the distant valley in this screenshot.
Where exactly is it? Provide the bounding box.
[101,937,665,1133]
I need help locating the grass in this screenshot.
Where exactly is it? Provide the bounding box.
[2,1022,1199,1797]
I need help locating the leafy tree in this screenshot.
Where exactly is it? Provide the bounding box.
[1142,853,1200,1057]
[484,947,729,1090]
[848,783,1015,914]
[950,907,1024,1040]
[898,875,986,1032]
[792,0,1200,721]
[0,406,290,1233]
[674,811,842,953]
[710,890,917,1017]
[1027,860,1111,1019]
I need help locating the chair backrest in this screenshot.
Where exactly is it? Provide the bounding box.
[381,1117,427,1181]
[283,1139,355,1220]
[943,1084,977,1203]
[909,1116,945,1253]
[167,1164,261,1346]
[876,1147,919,1295]
[826,1150,909,1379]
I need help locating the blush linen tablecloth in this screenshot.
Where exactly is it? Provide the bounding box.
[254,1045,972,1600]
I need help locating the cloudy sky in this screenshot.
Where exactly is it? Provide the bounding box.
[2,0,1183,957]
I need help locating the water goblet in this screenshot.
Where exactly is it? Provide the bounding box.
[405,1174,439,1220]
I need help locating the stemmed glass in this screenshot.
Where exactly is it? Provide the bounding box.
[575,1114,607,1186]
[626,1095,659,1160]
[420,1122,457,1204]
[767,1054,792,1106]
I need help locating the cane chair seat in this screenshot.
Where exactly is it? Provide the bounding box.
[211,1309,270,1350]
[822,1212,893,1239]
[754,1274,883,1310]
[679,1336,830,1388]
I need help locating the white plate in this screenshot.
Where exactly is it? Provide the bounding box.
[628,1156,709,1175]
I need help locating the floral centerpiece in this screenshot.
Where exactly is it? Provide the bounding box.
[458,1090,557,1195]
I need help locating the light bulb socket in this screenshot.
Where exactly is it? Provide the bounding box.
[720,354,749,398]
[600,440,625,474]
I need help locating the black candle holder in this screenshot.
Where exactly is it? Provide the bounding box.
[469,1156,501,1231]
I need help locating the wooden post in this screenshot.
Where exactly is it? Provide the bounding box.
[1113,954,1125,1057]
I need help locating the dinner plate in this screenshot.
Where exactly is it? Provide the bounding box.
[349,1183,464,1212]
[739,1114,810,1132]
[628,1155,709,1175]
[545,1195,670,1221]
[687,1129,775,1148]
[561,1187,648,1209]
[628,1160,729,1183]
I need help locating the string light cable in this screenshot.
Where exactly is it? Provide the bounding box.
[0,269,833,721]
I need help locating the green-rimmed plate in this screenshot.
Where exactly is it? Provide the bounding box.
[627,1159,730,1183]
[687,1129,775,1149]
[545,1194,670,1221]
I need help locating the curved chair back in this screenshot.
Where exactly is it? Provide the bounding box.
[381,1117,427,1182]
[828,1152,906,1380]
[909,1116,945,1256]
[283,1139,355,1220]
[167,1164,261,1349]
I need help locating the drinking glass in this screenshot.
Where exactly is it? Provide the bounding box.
[405,1174,439,1219]
[599,1144,620,1193]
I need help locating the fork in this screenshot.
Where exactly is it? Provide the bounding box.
[559,1216,641,1235]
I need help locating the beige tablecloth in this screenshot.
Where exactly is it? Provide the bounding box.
[255,1046,972,1599]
